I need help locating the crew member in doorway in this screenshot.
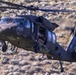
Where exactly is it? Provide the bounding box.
[33,40,40,53]
[38,32,46,45]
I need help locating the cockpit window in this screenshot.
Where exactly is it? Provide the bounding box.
[25,20,30,28]
[48,31,52,42]
[12,18,25,26]
[0,17,25,25]
[0,17,13,24]
[13,18,24,23]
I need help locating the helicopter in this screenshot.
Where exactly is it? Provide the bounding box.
[0,1,76,72]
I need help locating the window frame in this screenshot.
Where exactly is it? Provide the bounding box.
[47,31,56,44]
[31,22,34,33]
[24,19,31,29]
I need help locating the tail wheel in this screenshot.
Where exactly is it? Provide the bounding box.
[47,56,52,59]
[2,41,7,52]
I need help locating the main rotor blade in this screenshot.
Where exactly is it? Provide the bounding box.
[0,1,76,12]
[0,1,29,9]
[0,6,20,9]
[38,8,76,12]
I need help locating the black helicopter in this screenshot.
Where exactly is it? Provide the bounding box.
[0,1,76,72]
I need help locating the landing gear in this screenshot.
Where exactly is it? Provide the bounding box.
[2,41,8,52]
[71,51,76,60]
[47,55,64,72]
[47,56,52,59]
[10,45,18,53]
[59,60,64,72]
[33,40,40,53]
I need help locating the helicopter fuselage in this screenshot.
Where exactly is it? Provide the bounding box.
[0,16,76,62]
[0,17,59,58]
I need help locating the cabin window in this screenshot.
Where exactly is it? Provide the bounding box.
[48,31,52,42]
[32,22,34,33]
[0,17,13,24]
[52,33,56,43]
[48,31,56,43]
[25,20,31,28]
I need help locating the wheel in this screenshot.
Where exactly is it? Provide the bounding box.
[33,41,40,53]
[61,68,64,72]
[2,42,7,52]
[47,56,52,59]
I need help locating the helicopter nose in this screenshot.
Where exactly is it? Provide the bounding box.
[0,25,9,33]
[0,27,2,32]
[0,23,18,34]
[0,26,6,33]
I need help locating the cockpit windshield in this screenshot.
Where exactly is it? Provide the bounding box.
[13,18,24,24]
[0,17,25,25]
[14,18,24,23]
[0,17,13,24]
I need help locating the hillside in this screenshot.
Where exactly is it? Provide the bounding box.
[0,0,76,75]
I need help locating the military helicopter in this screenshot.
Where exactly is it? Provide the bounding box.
[0,1,76,72]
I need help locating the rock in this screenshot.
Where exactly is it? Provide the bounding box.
[13,65,19,72]
[8,68,13,73]
[26,66,44,74]
[35,55,41,60]
[5,65,20,74]
[7,72,13,75]
[28,51,34,54]
[33,73,42,75]
[29,56,36,61]
[35,66,44,72]
[32,61,42,66]
[45,72,51,75]
[39,56,47,61]
[19,69,25,73]
[19,60,30,66]
[4,70,10,75]
[9,59,19,65]
[19,65,31,73]
[43,60,52,65]
[13,72,20,75]
[33,73,38,75]
[36,73,44,75]
[18,52,29,56]
[2,58,9,64]
[8,65,13,69]
[51,73,60,75]
[20,65,31,70]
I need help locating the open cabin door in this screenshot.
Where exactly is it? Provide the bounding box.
[38,26,47,45]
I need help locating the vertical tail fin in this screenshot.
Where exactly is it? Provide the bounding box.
[67,35,76,52]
